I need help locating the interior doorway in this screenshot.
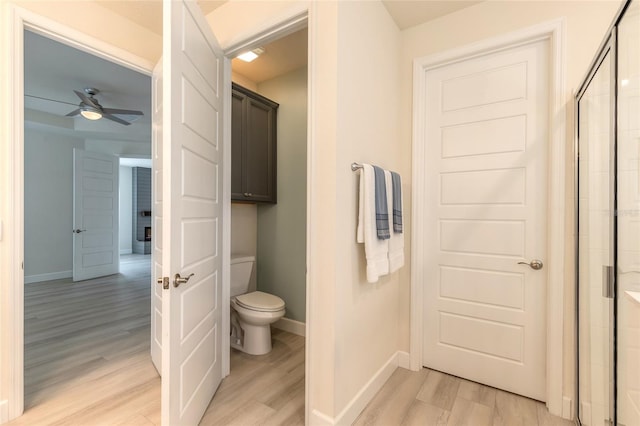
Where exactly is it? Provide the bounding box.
[22,27,154,415]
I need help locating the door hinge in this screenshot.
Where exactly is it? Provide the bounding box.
[603,265,614,299]
[157,276,169,289]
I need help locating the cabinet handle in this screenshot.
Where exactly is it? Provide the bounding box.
[243,192,253,197]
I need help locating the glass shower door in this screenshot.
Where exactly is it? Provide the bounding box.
[617,2,640,425]
[577,41,615,426]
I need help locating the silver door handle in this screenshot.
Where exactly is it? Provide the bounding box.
[174,273,194,287]
[518,259,543,270]
[73,229,87,233]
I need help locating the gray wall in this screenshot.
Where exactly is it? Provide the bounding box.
[24,127,151,282]
[24,128,85,282]
[132,167,151,254]
[256,66,307,322]
[119,165,133,254]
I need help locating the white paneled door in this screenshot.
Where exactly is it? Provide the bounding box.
[72,148,119,281]
[422,39,549,400]
[157,0,226,424]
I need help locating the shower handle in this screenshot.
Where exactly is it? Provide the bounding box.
[518,259,543,270]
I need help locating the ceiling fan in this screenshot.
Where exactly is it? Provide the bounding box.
[65,87,143,126]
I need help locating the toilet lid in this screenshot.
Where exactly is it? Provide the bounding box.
[235,291,285,312]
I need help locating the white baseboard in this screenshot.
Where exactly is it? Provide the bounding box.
[309,409,334,426]
[309,351,402,425]
[272,317,305,337]
[562,396,572,420]
[24,270,72,284]
[119,248,133,255]
[0,399,8,424]
[398,351,411,370]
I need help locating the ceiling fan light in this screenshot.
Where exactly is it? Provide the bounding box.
[80,107,102,121]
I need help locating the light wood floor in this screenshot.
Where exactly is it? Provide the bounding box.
[355,368,574,426]
[14,254,160,425]
[12,254,572,425]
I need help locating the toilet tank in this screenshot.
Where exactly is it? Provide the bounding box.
[230,255,255,297]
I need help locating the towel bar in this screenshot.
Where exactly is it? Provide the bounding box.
[351,162,363,171]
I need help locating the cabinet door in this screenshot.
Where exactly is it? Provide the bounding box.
[231,90,245,199]
[245,97,276,202]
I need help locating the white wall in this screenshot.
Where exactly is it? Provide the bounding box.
[119,165,133,255]
[333,1,402,415]
[23,128,85,283]
[232,71,258,91]
[399,0,621,412]
[230,203,258,291]
[230,204,257,256]
[256,66,308,323]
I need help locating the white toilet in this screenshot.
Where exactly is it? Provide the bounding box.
[230,255,285,355]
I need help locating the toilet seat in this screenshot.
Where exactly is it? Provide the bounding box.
[235,291,285,312]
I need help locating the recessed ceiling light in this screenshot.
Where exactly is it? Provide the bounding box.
[621,79,630,87]
[236,47,265,63]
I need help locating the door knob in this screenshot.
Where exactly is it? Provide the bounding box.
[72,229,87,233]
[174,272,195,287]
[518,259,544,270]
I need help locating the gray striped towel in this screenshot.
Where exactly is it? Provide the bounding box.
[373,165,390,240]
[391,171,403,233]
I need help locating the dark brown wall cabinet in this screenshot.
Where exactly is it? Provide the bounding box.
[231,83,278,203]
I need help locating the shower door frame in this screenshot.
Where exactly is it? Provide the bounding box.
[575,1,634,424]
[575,34,617,426]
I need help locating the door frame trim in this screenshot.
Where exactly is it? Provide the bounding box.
[2,4,151,421]
[410,18,567,416]
[215,4,312,423]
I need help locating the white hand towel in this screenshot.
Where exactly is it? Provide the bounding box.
[385,170,404,272]
[357,164,389,282]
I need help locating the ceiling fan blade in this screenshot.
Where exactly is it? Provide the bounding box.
[73,90,99,108]
[102,108,144,116]
[102,113,131,126]
[66,109,81,117]
[25,94,78,107]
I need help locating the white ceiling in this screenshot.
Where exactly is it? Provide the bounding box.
[91,1,481,83]
[382,0,483,30]
[232,28,308,84]
[94,0,224,36]
[94,0,482,35]
[23,1,481,143]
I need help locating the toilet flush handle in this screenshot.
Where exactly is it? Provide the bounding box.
[174,272,195,287]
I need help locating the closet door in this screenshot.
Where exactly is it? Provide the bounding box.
[577,39,615,426]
